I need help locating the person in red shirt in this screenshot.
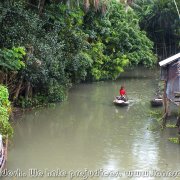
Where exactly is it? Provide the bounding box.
[119,86,127,101]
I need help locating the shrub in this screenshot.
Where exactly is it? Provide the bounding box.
[0,85,13,138]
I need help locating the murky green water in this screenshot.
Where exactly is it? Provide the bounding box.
[3,68,180,180]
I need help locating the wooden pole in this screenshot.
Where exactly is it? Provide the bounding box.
[163,80,168,127]
[163,81,167,114]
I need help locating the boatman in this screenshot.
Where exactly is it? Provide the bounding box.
[119,85,127,101]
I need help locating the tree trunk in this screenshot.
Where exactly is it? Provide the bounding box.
[25,82,31,100]
[84,0,89,12]
[76,0,79,7]
[0,71,5,84]
[13,80,23,101]
[66,0,70,8]
[38,0,46,15]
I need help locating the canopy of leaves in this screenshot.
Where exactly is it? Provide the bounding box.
[83,1,156,80]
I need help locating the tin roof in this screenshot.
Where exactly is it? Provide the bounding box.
[159,53,180,67]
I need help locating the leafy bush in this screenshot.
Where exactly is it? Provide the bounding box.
[0,85,13,138]
[0,47,26,71]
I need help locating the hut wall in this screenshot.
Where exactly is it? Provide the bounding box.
[166,59,180,102]
[160,67,168,81]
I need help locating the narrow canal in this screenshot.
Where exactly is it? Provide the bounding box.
[4,68,180,180]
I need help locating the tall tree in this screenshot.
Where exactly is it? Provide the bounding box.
[134,0,180,59]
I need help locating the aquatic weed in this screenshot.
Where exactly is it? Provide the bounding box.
[168,137,180,144]
[149,110,164,129]
[166,124,177,128]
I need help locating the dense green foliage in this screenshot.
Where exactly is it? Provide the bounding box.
[0,85,13,138]
[84,1,156,78]
[0,47,25,71]
[134,0,180,58]
[0,1,157,106]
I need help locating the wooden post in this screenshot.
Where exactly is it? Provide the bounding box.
[167,99,170,116]
[163,81,167,114]
[163,80,168,127]
[176,110,180,143]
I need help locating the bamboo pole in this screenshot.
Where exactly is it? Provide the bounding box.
[173,0,180,20]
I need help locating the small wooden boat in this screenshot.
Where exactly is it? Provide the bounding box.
[113,96,129,106]
[0,135,7,172]
[151,98,163,107]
